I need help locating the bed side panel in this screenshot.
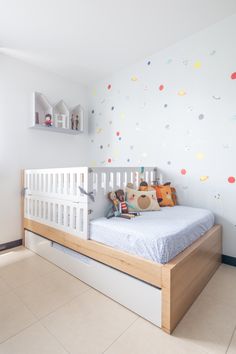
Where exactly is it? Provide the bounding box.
[162,225,222,333]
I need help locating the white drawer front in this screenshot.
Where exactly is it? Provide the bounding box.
[25,231,162,327]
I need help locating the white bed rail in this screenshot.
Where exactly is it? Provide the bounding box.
[90,167,160,219]
[24,166,161,239]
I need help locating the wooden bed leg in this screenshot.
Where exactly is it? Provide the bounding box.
[161,225,222,334]
[161,267,172,334]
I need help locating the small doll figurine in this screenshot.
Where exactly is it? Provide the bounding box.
[106,191,120,218]
[108,191,119,210]
[71,114,74,130]
[75,115,79,130]
[44,114,52,127]
[115,189,129,214]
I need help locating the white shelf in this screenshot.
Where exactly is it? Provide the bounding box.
[32,92,84,134]
[30,124,82,135]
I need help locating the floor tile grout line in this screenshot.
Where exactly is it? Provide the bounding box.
[102,316,139,354]
[5,255,89,295]
[37,286,92,321]
[0,247,89,352]
[7,275,91,345]
[0,319,69,354]
[3,247,93,324]
[8,247,91,292]
[0,319,39,346]
[11,283,92,322]
[10,264,85,293]
[226,324,236,354]
[0,263,60,292]
[1,287,39,324]
[9,269,59,293]
[40,321,70,354]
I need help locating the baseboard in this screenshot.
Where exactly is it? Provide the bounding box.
[0,239,22,252]
[222,254,236,267]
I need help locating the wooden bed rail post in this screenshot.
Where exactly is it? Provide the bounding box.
[161,225,222,334]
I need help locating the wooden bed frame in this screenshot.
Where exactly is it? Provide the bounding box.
[24,218,222,333]
[23,166,222,333]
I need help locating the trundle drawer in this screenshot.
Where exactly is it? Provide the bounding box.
[25,230,162,327]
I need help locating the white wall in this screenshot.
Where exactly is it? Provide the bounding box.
[0,54,89,244]
[88,15,236,257]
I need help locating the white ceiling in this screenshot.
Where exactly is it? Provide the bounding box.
[0,0,236,85]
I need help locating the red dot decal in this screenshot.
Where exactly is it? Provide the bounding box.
[116,131,120,136]
[108,158,112,163]
[228,176,235,183]
[107,84,111,90]
[181,169,187,175]
[231,72,236,80]
[159,84,164,91]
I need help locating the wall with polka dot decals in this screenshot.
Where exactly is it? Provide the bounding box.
[87,15,236,257]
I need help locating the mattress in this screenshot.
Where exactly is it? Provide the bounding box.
[90,206,214,264]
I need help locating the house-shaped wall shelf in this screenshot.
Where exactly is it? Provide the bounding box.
[70,105,84,132]
[31,92,84,135]
[53,100,70,129]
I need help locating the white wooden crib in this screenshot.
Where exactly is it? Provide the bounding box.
[23,166,221,333]
[24,166,160,238]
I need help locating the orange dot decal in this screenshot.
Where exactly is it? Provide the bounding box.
[181,169,187,175]
[159,85,164,91]
[231,72,236,80]
[228,176,235,183]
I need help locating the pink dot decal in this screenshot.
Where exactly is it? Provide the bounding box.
[181,169,187,175]
[228,176,235,183]
[108,158,112,163]
[116,131,120,136]
[231,72,236,80]
[159,85,164,91]
[107,84,111,90]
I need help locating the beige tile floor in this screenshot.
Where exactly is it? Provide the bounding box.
[0,246,235,354]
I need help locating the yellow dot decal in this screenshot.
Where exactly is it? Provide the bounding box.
[194,61,201,69]
[131,76,138,82]
[196,152,205,160]
[200,176,209,182]
[178,90,186,96]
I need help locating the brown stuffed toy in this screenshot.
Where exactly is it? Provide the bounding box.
[139,180,155,192]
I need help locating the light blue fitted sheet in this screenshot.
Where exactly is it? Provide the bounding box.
[90,206,214,264]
